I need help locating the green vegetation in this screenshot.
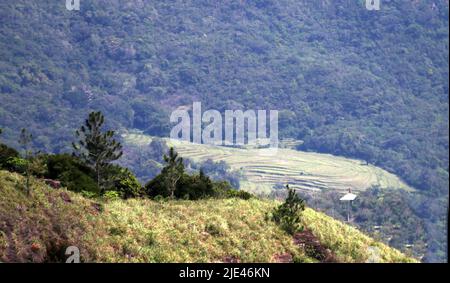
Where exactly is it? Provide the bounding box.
[124,133,413,194]
[46,154,100,194]
[118,137,169,184]
[159,147,185,198]
[108,167,142,199]
[271,185,306,235]
[301,207,415,263]
[124,132,444,262]
[0,0,447,261]
[0,144,19,171]
[2,113,249,201]
[0,0,447,198]
[123,133,446,262]
[291,187,437,261]
[72,111,123,193]
[145,146,253,201]
[0,128,20,173]
[0,170,416,263]
[0,117,417,263]
[18,129,33,195]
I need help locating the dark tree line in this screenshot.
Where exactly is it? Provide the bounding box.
[0,112,251,201]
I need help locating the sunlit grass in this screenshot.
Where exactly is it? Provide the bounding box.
[1,170,416,263]
[96,198,308,262]
[302,208,417,263]
[122,132,413,195]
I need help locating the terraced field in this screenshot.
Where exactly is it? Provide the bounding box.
[122,132,413,195]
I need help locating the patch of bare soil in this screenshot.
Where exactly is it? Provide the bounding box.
[294,229,338,263]
[273,253,293,263]
[223,255,240,263]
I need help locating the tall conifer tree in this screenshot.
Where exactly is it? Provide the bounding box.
[72,111,123,193]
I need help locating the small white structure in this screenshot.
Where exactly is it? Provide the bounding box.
[340,192,357,201]
[340,188,357,222]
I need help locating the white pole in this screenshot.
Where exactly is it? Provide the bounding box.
[347,201,350,222]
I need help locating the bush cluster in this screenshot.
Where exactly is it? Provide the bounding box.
[1,143,250,201]
[145,169,251,200]
[0,143,20,171]
[272,185,305,235]
[1,120,250,202]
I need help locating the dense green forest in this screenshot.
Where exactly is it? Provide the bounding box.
[0,0,448,261]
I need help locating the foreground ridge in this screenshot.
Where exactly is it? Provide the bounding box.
[0,171,416,263]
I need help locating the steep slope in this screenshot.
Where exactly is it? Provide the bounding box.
[0,0,446,262]
[0,0,448,197]
[0,170,416,263]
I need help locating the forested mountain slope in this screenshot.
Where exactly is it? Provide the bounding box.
[0,0,447,195]
[0,0,448,261]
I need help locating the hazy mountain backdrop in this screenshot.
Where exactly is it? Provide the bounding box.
[0,0,448,262]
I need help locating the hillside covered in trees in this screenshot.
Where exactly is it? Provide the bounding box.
[0,1,448,261]
[0,112,416,263]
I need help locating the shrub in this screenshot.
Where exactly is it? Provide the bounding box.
[29,154,48,177]
[176,171,215,200]
[81,190,98,199]
[272,185,305,235]
[5,157,28,174]
[0,143,19,170]
[225,189,253,200]
[58,170,100,195]
[144,149,250,200]
[145,170,216,200]
[103,190,121,201]
[46,154,100,195]
[213,181,253,200]
[109,166,142,199]
[145,171,253,200]
[205,223,225,236]
[144,174,168,198]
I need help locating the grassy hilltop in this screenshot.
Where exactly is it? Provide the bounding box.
[0,170,416,263]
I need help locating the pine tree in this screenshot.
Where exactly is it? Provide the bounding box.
[19,128,33,195]
[162,147,184,198]
[272,184,306,234]
[72,111,123,194]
